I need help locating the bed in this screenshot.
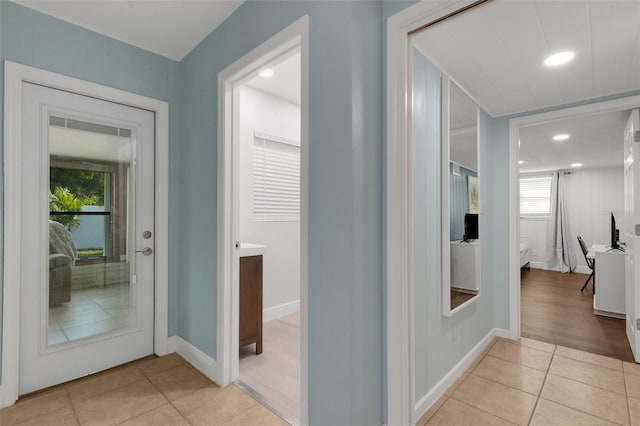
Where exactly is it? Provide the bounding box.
[520,236,531,269]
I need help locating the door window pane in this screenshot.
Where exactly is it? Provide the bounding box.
[47,115,135,346]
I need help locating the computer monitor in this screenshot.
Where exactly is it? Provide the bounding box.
[464,213,479,241]
[611,211,620,250]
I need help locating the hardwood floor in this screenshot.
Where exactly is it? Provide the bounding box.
[521,268,634,362]
[238,312,299,425]
[451,290,476,309]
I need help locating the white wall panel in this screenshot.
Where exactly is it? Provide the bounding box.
[520,167,623,271]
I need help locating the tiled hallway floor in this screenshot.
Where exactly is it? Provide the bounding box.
[419,337,640,425]
[4,337,639,425]
[0,353,288,426]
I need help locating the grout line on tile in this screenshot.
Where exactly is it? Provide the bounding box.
[167,399,195,426]
[495,338,553,357]
[537,396,628,426]
[545,370,629,400]
[526,342,555,425]
[448,395,518,425]
[553,352,623,372]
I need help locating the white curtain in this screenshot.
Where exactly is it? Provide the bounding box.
[545,172,577,272]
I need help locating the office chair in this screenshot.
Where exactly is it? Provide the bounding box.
[577,236,595,294]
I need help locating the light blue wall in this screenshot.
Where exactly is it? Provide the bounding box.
[0,0,182,379]
[450,163,477,241]
[482,113,510,330]
[177,1,385,424]
[412,48,505,399]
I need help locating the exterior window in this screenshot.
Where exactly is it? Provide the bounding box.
[253,135,300,221]
[520,175,552,217]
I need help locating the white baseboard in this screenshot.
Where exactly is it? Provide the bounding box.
[174,336,217,383]
[263,300,300,322]
[529,262,591,274]
[165,335,177,354]
[530,261,545,269]
[413,328,509,423]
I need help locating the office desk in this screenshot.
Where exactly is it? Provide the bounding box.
[587,245,625,319]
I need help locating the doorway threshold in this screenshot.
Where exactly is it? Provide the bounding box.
[234,379,298,426]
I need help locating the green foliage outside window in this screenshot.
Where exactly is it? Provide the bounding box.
[50,168,105,205]
[49,186,98,230]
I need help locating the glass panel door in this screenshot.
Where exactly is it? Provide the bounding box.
[47,115,136,346]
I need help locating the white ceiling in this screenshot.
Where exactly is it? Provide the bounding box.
[413,0,640,118]
[11,0,244,61]
[245,51,301,105]
[450,81,478,171]
[519,110,629,173]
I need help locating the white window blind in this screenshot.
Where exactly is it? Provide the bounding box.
[253,135,300,221]
[520,176,552,216]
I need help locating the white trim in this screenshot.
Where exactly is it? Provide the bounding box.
[2,61,170,408]
[509,94,640,342]
[528,262,592,275]
[216,16,309,426]
[263,300,300,322]
[529,261,545,270]
[441,75,451,315]
[165,335,178,354]
[175,336,217,382]
[413,328,509,422]
[386,2,485,424]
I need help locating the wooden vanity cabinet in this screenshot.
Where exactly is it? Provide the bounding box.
[239,255,263,354]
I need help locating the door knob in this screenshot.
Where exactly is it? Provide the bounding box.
[135,247,153,256]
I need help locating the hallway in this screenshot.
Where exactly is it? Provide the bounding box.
[0,353,287,426]
[420,337,639,425]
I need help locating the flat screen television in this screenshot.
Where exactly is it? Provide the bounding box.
[611,211,620,250]
[464,213,479,241]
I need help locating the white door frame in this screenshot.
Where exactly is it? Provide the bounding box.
[216,16,309,426]
[386,2,487,424]
[507,95,640,342]
[1,61,170,408]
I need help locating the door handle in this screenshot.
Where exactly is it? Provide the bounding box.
[135,247,153,256]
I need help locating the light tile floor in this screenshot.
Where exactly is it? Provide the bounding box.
[4,336,637,425]
[49,284,131,346]
[239,312,300,424]
[0,353,289,426]
[419,337,640,426]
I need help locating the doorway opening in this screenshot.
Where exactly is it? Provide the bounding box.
[216,17,309,426]
[516,106,638,362]
[509,98,640,362]
[236,50,301,424]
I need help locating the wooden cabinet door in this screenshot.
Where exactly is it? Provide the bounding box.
[239,255,263,354]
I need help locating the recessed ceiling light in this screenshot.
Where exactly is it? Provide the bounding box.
[544,51,575,66]
[571,163,582,168]
[259,68,274,78]
[518,160,524,165]
[553,134,570,141]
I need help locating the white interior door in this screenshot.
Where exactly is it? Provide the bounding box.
[624,108,640,361]
[19,83,155,394]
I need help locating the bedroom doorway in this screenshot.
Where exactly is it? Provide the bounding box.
[510,97,640,362]
[18,83,155,394]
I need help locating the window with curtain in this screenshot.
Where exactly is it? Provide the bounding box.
[520,175,552,217]
[253,135,300,221]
